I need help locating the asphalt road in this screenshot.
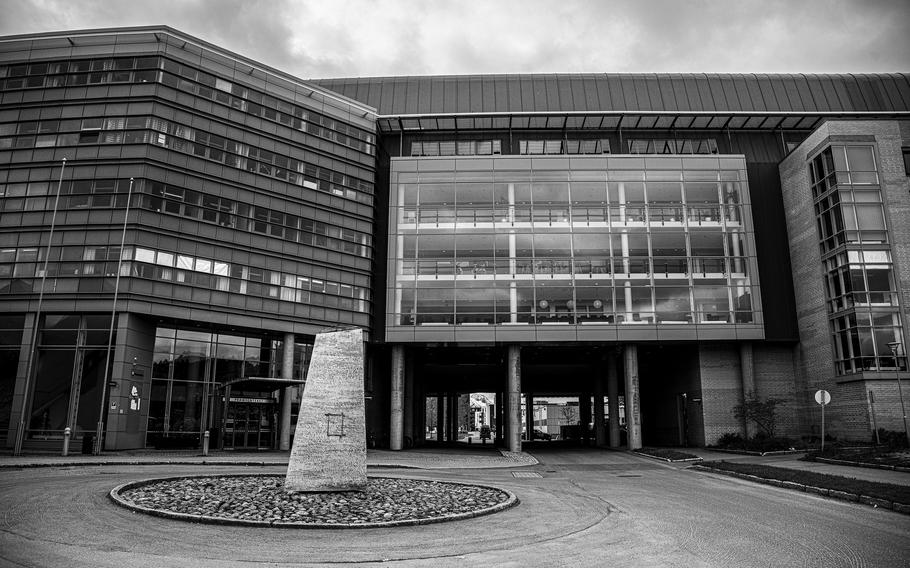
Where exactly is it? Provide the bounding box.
[1,449,908,567]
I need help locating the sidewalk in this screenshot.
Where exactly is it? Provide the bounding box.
[686,448,910,487]
[0,446,538,470]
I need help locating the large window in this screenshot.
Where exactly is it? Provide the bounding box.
[0,315,24,439]
[0,115,374,205]
[810,144,905,375]
[390,160,758,330]
[147,327,313,447]
[26,315,112,439]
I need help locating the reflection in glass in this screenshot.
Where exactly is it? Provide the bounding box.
[393,166,757,328]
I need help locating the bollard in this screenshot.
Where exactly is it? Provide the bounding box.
[62,427,71,456]
[202,430,210,456]
[468,436,472,444]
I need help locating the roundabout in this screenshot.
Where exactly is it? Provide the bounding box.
[110,474,518,528]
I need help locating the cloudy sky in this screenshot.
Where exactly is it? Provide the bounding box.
[2,0,909,79]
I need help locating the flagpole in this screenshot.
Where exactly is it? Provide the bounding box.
[94,178,134,455]
[13,158,67,455]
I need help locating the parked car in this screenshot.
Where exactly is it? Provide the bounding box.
[532,428,552,441]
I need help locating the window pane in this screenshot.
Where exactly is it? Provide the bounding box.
[846,147,875,172]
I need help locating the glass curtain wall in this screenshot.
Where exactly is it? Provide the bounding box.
[147,327,311,447]
[391,161,756,328]
[0,315,25,440]
[26,314,112,439]
[811,144,906,374]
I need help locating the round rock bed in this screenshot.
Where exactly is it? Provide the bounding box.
[110,474,518,528]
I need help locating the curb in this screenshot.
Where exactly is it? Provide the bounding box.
[689,464,910,515]
[109,473,520,528]
[1,452,539,471]
[0,460,290,469]
[632,451,703,463]
[706,448,806,457]
[811,456,910,473]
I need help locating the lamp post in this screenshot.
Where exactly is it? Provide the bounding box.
[886,341,910,446]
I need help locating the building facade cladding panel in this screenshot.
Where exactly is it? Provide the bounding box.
[0,31,379,337]
[780,119,910,438]
[386,154,763,343]
[315,74,910,116]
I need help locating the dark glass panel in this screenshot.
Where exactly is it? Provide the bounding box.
[28,349,74,436]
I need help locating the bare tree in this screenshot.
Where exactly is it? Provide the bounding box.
[734,393,786,438]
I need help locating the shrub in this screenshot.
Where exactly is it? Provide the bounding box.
[716,432,745,448]
[876,428,909,449]
[733,393,787,438]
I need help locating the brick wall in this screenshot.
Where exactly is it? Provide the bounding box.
[779,120,910,441]
[697,343,743,445]
[867,379,910,434]
[752,343,802,438]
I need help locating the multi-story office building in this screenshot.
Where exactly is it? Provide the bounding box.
[1,27,908,453]
[0,28,376,452]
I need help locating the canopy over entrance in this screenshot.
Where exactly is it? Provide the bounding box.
[222,377,304,392]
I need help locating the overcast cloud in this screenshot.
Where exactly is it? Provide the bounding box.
[2,0,908,78]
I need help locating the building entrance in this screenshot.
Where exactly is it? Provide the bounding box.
[224,399,275,449]
[393,343,704,452]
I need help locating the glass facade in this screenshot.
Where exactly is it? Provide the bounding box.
[810,144,906,374]
[0,243,369,316]
[26,314,112,439]
[0,314,24,439]
[388,156,761,340]
[0,55,375,157]
[147,326,312,447]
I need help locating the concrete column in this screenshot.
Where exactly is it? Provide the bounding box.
[580,393,592,446]
[525,393,534,442]
[403,351,414,447]
[221,384,231,450]
[495,391,504,446]
[436,395,445,442]
[593,369,606,446]
[446,394,456,442]
[278,333,295,451]
[606,349,621,447]
[624,344,642,450]
[739,342,755,438]
[507,345,522,452]
[389,345,405,450]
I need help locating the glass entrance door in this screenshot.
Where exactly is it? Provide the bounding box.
[225,401,274,449]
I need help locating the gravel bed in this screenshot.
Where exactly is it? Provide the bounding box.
[113,475,516,527]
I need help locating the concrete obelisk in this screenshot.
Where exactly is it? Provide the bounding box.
[285,328,366,492]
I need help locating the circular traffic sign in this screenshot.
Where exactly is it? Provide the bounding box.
[815,389,831,406]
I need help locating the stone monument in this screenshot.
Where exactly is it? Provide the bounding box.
[285,328,367,492]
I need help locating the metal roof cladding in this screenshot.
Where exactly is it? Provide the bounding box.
[314,73,910,115]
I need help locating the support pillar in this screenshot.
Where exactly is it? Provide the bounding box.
[507,345,522,452]
[525,393,533,442]
[221,384,231,450]
[579,392,592,446]
[446,394,454,442]
[624,344,642,450]
[436,394,445,442]
[607,349,621,447]
[495,391,504,446]
[403,351,415,447]
[739,342,755,438]
[278,333,295,451]
[593,362,607,446]
[389,345,405,450]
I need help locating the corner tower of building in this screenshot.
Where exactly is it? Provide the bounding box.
[0,27,377,451]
